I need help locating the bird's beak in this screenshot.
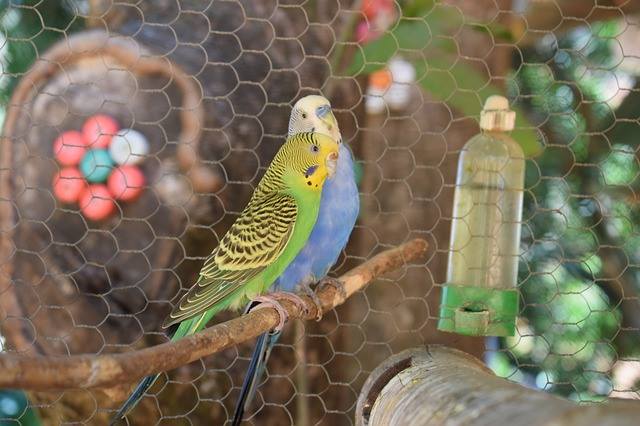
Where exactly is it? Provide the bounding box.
[316,104,331,118]
[326,151,338,178]
[318,108,341,143]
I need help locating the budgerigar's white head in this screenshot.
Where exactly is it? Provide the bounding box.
[288,95,342,145]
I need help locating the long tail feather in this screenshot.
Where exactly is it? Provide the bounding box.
[232,330,281,426]
[110,313,211,424]
[109,374,159,425]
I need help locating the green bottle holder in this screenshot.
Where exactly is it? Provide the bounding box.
[437,285,518,336]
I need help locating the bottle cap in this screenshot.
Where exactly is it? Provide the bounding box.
[480,95,515,131]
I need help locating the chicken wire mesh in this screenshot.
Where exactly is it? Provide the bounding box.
[0,0,639,425]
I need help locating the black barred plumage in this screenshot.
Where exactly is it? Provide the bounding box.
[162,133,328,328]
[258,132,319,193]
[163,193,297,326]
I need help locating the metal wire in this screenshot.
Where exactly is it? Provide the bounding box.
[0,0,638,425]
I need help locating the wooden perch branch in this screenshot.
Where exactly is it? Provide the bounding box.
[0,239,427,390]
[355,346,640,426]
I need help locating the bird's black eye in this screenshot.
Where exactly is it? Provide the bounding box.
[302,112,307,119]
[311,144,319,153]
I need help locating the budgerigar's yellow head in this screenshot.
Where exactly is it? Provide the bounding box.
[289,95,342,144]
[277,132,339,193]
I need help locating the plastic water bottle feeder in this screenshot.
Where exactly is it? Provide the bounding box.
[438,96,525,337]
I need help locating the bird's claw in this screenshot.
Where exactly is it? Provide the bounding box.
[299,283,324,322]
[317,277,347,300]
[249,295,289,332]
[272,292,309,315]
[249,292,308,332]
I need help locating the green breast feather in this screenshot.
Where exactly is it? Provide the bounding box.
[163,155,323,328]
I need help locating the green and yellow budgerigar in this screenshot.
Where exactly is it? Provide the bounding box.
[110,132,339,423]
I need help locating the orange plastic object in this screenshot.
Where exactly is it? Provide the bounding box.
[82,114,120,149]
[107,166,145,201]
[80,184,115,221]
[53,130,87,166]
[52,167,86,203]
[369,69,392,90]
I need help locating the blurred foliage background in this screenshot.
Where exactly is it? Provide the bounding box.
[347,0,640,402]
[0,0,81,110]
[498,20,640,401]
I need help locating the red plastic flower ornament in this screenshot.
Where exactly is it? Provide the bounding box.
[357,0,396,43]
[51,115,148,222]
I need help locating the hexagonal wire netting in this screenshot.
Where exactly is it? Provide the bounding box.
[0,0,639,424]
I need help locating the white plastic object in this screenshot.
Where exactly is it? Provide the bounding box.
[365,88,387,114]
[385,57,416,110]
[447,96,524,291]
[108,129,150,166]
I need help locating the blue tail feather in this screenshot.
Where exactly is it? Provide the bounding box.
[110,313,210,424]
[109,375,159,425]
[232,330,281,426]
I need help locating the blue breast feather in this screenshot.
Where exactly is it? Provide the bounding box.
[274,142,359,291]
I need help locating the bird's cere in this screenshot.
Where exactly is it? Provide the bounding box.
[316,104,331,118]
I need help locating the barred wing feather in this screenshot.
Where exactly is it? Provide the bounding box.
[163,193,298,327]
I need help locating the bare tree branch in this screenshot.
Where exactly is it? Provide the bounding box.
[0,239,428,391]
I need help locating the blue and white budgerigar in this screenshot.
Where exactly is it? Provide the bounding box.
[232,95,359,424]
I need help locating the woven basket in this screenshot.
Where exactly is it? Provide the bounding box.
[0,29,219,357]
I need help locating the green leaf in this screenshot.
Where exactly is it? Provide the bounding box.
[343,9,540,156]
[345,3,462,76]
[346,20,433,76]
[468,22,516,43]
[414,58,542,157]
[400,0,436,17]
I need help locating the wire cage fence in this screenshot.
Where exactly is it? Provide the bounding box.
[0,0,639,424]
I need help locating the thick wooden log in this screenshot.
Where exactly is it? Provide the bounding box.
[356,346,640,426]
